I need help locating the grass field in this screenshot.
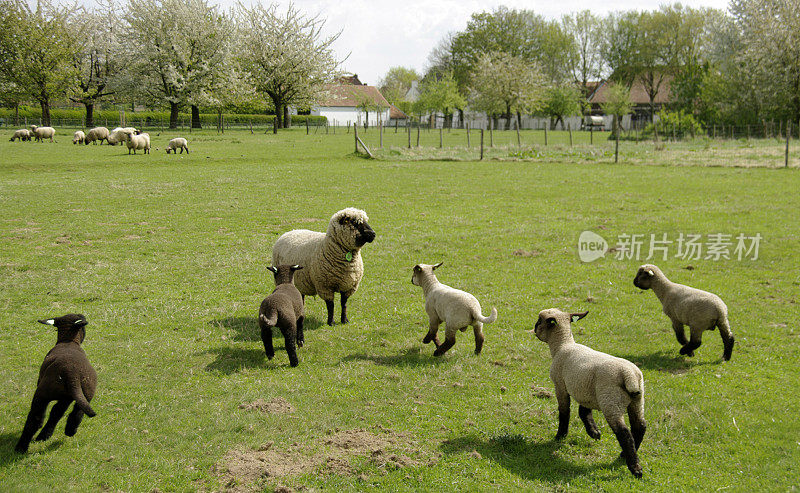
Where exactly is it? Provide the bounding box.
[1,128,799,492]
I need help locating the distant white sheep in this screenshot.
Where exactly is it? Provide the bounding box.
[30,125,55,143]
[84,127,109,145]
[72,131,86,145]
[10,129,31,142]
[166,137,189,154]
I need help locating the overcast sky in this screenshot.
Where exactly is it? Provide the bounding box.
[230,0,730,86]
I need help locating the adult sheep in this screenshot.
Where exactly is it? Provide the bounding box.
[84,126,110,145]
[124,131,150,154]
[272,208,376,326]
[10,129,31,141]
[30,125,56,142]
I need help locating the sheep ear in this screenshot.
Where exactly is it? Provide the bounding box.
[547,318,556,326]
[267,266,278,273]
[291,265,303,271]
[338,215,347,225]
[432,262,443,270]
[413,265,421,272]
[570,311,589,323]
[646,269,654,276]
[74,319,88,328]
[38,319,55,326]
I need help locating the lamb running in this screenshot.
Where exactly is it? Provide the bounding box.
[72,130,86,144]
[15,314,97,453]
[634,264,734,361]
[411,262,497,356]
[259,265,305,367]
[166,137,189,154]
[533,309,646,478]
[272,208,376,326]
[10,129,31,141]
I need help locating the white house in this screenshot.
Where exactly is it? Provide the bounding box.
[312,83,391,127]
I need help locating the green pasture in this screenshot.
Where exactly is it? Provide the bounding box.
[0,128,798,491]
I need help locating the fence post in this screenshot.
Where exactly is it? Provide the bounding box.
[590,125,594,145]
[354,123,359,153]
[516,120,521,147]
[439,128,443,148]
[786,121,790,168]
[480,128,484,160]
[407,122,411,149]
[489,118,494,147]
[306,118,309,135]
[466,123,470,147]
[568,123,573,147]
[544,124,548,146]
[416,124,420,147]
[379,122,383,149]
[615,116,620,164]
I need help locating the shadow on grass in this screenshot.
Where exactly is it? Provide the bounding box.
[209,315,325,342]
[340,346,447,368]
[0,432,64,467]
[441,434,616,482]
[618,349,716,373]
[203,347,271,374]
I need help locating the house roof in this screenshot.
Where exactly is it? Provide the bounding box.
[317,84,390,108]
[389,104,408,119]
[588,76,673,105]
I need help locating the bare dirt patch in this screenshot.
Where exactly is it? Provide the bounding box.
[216,426,434,491]
[238,397,294,415]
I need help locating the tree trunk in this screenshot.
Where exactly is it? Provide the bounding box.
[283,105,290,128]
[191,105,201,129]
[458,108,464,129]
[85,103,95,128]
[505,103,512,130]
[273,101,282,133]
[40,98,51,126]
[169,102,180,129]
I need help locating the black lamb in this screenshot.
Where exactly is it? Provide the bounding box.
[259,265,305,367]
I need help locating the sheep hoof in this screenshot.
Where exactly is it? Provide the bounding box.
[589,429,601,440]
[554,433,566,441]
[679,346,694,357]
[297,341,304,348]
[34,432,52,442]
[629,464,643,478]
[14,443,28,454]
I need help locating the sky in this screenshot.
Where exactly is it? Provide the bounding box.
[232,0,731,86]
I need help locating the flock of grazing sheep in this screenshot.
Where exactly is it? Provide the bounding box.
[9,125,190,155]
[13,205,736,477]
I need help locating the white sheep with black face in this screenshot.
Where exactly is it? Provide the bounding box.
[533,308,646,478]
[10,129,31,141]
[634,264,734,360]
[30,125,55,142]
[272,208,376,326]
[72,130,86,144]
[84,126,109,145]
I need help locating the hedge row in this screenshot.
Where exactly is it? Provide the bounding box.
[0,108,327,127]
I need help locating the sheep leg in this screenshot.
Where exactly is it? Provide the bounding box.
[680,329,703,357]
[64,406,85,437]
[472,323,485,355]
[296,316,305,347]
[579,405,601,439]
[671,319,688,346]
[433,331,456,356]
[628,399,646,451]
[340,292,349,324]
[555,391,570,440]
[15,395,50,452]
[325,299,335,326]
[35,399,72,441]
[261,325,275,360]
[423,316,441,347]
[718,318,734,361]
[607,415,642,478]
[281,324,299,367]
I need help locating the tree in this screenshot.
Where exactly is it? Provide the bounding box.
[123,0,233,129]
[562,10,605,99]
[469,52,546,129]
[601,11,643,88]
[731,0,800,122]
[236,1,341,132]
[70,0,124,128]
[379,67,419,105]
[600,83,633,162]
[413,72,465,128]
[543,85,582,130]
[0,0,81,126]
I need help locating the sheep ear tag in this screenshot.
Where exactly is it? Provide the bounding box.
[345,251,353,262]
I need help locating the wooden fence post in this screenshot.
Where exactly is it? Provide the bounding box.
[416,124,420,147]
[466,123,470,147]
[516,119,521,147]
[489,118,494,147]
[379,122,383,148]
[354,123,358,153]
[439,128,443,148]
[615,116,620,164]
[786,121,790,168]
[568,123,573,147]
[306,118,309,135]
[480,129,484,160]
[544,125,548,146]
[407,122,411,149]
[590,125,594,145]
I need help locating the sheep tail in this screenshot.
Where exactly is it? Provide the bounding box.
[260,312,277,327]
[621,369,643,399]
[67,376,96,417]
[476,307,498,324]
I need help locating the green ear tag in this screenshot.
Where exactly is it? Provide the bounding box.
[345,251,353,262]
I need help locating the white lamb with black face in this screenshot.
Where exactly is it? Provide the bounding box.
[533,308,646,478]
[634,264,734,361]
[271,208,376,326]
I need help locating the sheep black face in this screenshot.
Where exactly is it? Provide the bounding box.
[40,313,88,342]
[339,215,375,247]
[267,264,303,285]
[633,266,656,290]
